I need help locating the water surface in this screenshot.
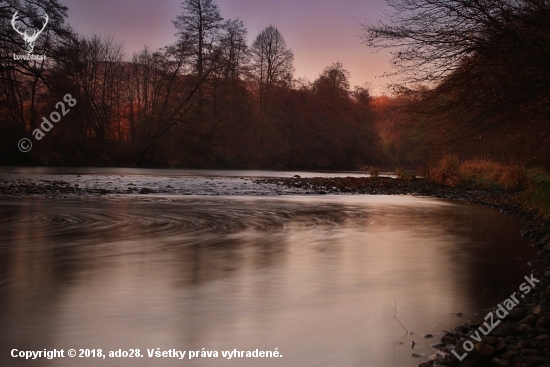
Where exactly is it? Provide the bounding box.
[0,193,538,367]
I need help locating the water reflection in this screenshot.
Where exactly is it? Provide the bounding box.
[0,195,538,367]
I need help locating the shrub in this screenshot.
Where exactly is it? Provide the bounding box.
[426,156,527,190]
[369,166,380,178]
[395,167,415,180]
[499,164,528,191]
[395,167,405,179]
[459,159,526,191]
[425,155,461,187]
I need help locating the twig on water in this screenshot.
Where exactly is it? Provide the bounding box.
[393,299,410,334]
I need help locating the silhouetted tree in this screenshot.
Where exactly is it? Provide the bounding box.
[68,35,125,142]
[125,46,210,166]
[249,25,294,156]
[220,18,248,80]
[250,25,294,115]
[312,62,350,102]
[0,0,71,131]
[173,0,224,115]
[363,0,550,164]
[0,0,386,169]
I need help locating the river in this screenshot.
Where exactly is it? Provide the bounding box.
[0,168,540,367]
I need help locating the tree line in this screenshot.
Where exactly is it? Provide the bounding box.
[363,0,550,167]
[0,0,380,169]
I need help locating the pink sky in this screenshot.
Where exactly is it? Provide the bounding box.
[63,0,393,95]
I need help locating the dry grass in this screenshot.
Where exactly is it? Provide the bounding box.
[395,167,416,180]
[426,155,527,191]
[459,159,527,190]
[369,166,380,178]
[425,155,461,187]
[426,158,550,217]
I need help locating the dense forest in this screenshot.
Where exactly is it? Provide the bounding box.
[1,0,549,169]
[0,0,384,169]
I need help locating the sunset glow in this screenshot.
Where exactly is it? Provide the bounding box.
[63,0,392,94]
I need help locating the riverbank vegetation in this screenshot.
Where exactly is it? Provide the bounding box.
[363,0,549,164]
[361,0,550,220]
[425,156,527,191]
[0,0,380,169]
[1,0,549,177]
[363,0,550,169]
[423,155,550,220]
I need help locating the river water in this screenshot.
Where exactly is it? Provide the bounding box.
[0,168,540,367]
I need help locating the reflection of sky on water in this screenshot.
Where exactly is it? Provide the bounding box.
[0,195,537,367]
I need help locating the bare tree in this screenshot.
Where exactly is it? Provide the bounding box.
[250,25,294,115]
[360,0,529,87]
[0,0,72,132]
[125,45,214,165]
[249,25,294,155]
[362,0,550,160]
[220,18,248,80]
[68,35,125,142]
[173,0,224,111]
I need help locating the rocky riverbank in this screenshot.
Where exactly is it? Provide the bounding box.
[0,174,309,196]
[255,176,550,367]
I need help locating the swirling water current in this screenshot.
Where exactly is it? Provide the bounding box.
[0,169,540,367]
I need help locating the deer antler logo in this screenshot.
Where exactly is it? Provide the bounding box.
[11,11,49,54]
